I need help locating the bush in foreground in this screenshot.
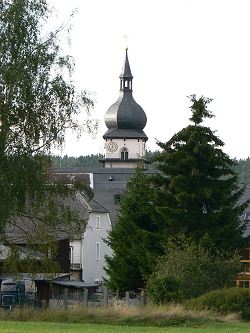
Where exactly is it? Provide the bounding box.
[147,276,183,304]
[186,287,250,315]
[147,236,241,302]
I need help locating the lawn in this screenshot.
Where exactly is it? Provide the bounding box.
[0,321,250,333]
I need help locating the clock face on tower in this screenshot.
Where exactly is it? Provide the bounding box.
[107,141,118,152]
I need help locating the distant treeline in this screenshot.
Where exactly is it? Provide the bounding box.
[233,158,250,184]
[52,154,104,168]
[51,151,158,169]
[51,154,250,184]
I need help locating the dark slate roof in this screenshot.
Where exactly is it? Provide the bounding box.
[104,49,147,132]
[120,48,133,79]
[104,92,147,130]
[103,128,148,140]
[52,280,101,288]
[88,198,108,214]
[52,173,90,185]
[53,167,155,225]
[4,193,89,244]
[0,273,71,281]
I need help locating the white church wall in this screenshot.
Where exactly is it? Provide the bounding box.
[81,212,112,283]
[105,138,146,160]
[104,161,137,168]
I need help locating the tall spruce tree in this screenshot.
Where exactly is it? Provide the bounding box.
[152,95,249,253]
[105,167,162,292]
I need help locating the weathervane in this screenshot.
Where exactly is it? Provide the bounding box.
[123,34,128,49]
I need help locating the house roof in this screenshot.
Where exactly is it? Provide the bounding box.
[52,280,101,288]
[4,192,89,244]
[0,273,71,281]
[53,167,155,225]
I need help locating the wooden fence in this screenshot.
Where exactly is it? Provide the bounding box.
[49,288,147,309]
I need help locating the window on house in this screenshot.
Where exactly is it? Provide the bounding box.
[69,246,73,263]
[96,216,100,229]
[244,212,250,221]
[241,248,250,261]
[239,281,250,288]
[96,242,100,261]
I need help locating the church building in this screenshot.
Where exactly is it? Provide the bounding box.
[101,48,148,168]
[55,48,152,284]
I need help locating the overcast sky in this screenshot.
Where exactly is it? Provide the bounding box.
[48,0,250,159]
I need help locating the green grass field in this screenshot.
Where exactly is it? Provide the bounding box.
[0,321,250,333]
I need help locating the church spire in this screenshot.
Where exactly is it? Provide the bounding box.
[119,48,133,92]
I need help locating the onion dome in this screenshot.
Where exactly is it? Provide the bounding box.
[103,49,148,140]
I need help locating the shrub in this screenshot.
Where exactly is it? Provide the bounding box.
[147,275,182,304]
[186,288,250,314]
[147,236,241,302]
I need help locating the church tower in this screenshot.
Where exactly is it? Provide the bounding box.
[102,49,148,168]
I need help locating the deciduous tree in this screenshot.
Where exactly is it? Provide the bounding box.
[0,0,95,271]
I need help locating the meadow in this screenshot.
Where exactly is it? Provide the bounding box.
[0,304,250,332]
[0,321,250,333]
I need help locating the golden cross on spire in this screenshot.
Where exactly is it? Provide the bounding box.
[123,34,128,50]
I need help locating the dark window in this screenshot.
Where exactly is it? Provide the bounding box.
[114,193,122,204]
[244,212,250,221]
[121,148,128,160]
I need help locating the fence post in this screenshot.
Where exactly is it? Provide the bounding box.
[63,288,68,309]
[125,291,130,305]
[140,289,146,307]
[83,288,88,307]
[103,287,108,307]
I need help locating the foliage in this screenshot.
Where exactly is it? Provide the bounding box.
[147,236,241,301]
[0,305,241,328]
[147,275,182,304]
[233,158,250,184]
[105,166,163,292]
[186,287,250,315]
[52,154,104,168]
[0,0,94,272]
[152,95,249,253]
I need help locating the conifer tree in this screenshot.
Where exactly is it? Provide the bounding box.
[105,167,162,292]
[152,95,249,253]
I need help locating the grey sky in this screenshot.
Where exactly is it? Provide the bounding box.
[48,0,250,159]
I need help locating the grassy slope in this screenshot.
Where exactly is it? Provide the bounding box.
[0,321,250,333]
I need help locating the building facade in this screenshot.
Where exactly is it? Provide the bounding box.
[69,49,151,283]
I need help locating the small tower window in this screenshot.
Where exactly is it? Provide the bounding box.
[96,216,100,229]
[96,242,100,261]
[121,148,129,160]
